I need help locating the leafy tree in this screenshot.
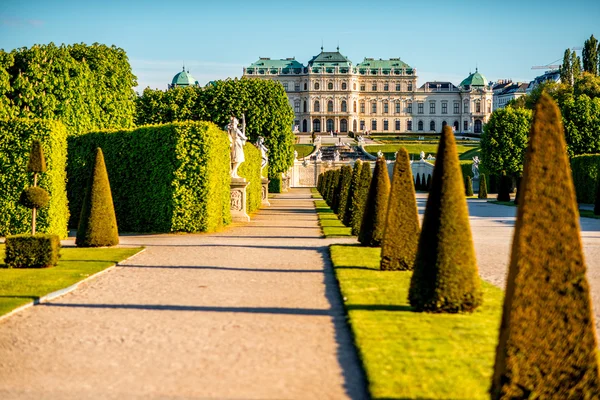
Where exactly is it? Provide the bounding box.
[359,158,390,247]
[561,94,600,156]
[481,107,532,176]
[574,72,600,99]
[409,125,481,313]
[343,161,363,227]
[583,34,599,75]
[491,93,600,398]
[560,48,573,85]
[572,50,582,81]
[380,149,420,270]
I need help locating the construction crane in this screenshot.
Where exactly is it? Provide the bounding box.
[532,47,582,70]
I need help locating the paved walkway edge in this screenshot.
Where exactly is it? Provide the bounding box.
[0,247,146,324]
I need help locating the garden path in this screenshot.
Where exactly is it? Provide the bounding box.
[0,188,367,400]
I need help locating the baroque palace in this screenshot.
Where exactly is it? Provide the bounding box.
[242,48,493,134]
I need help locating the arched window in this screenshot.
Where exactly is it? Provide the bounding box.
[340,119,348,132]
[474,119,483,133]
[327,100,334,112]
[487,100,491,114]
[395,101,401,114]
[353,101,357,113]
[353,120,357,132]
[371,101,377,114]
[383,101,389,114]
[303,100,307,113]
[464,100,469,113]
[315,82,320,90]
[464,120,468,131]
[475,100,481,113]
[383,119,389,131]
[371,119,377,131]
[304,82,307,90]
[341,101,347,112]
[327,119,334,132]
[407,120,413,131]
[328,82,333,90]
[342,82,347,90]
[430,121,436,131]
[418,120,424,131]
[313,119,321,132]
[314,101,320,112]
[294,100,300,113]
[302,119,308,132]
[453,120,459,131]
[442,121,447,127]
[353,83,357,90]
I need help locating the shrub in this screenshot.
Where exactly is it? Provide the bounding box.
[67,121,231,233]
[343,161,363,227]
[380,149,420,270]
[332,169,345,213]
[269,176,283,194]
[327,169,340,207]
[317,173,323,194]
[478,174,488,199]
[5,234,60,268]
[0,119,68,238]
[238,143,262,214]
[571,154,600,204]
[351,162,372,236]
[76,148,119,247]
[497,171,511,202]
[336,166,353,216]
[359,158,391,247]
[19,187,50,209]
[27,140,47,174]
[415,173,421,191]
[491,92,600,398]
[465,176,474,196]
[408,126,482,313]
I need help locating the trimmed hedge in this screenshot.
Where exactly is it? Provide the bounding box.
[351,163,372,236]
[359,158,390,247]
[5,234,60,268]
[238,143,262,214]
[336,166,353,218]
[465,176,474,196]
[343,161,363,227]
[478,174,488,199]
[0,119,69,238]
[19,187,50,209]
[67,121,231,233]
[571,154,600,204]
[269,176,283,194]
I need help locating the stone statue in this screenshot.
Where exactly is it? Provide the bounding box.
[257,136,269,171]
[333,149,340,162]
[315,149,322,162]
[427,154,436,161]
[314,135,321,144]
[377,150,384,159]
[294,150,298,160]
[472,156,480,179]
[227,116,247,179]
[420,150,425,160]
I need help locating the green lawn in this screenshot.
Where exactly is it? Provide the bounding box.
[365,143,479,160]
[293,144,315,158]
[0,245,143,317]
[311,188,354,237]
[331,244,503,399]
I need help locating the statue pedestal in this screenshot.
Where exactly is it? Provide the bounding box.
[261,178,270,207]
[230,178,250,222]
[472,177,480,192]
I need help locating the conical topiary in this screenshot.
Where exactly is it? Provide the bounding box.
[408,125,482,312]
[317,173,323,194]
[76,148,119,247]
[332,167,349,214]
[478,174,488,199]
[351,162,372,236]
[415,173,421,191]
[322,171,332,197]
[27,140,47,175]
[381,148,420,270]
[497,171,511,202]
[426,174,432,192]
[24,140,49,234]
[465,176,474,196]
[328,169,340,207]
[343,161,363,227]
[491,92,600,397]
[359,157,391,246]
[336,165,353,217]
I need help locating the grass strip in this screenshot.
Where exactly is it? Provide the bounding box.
[331,244,503,399]
[0,245,143,317]
[293,144,315,158]
[365,143,479,161]
[314,199,353,237]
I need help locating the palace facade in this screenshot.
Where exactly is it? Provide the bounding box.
[243,48,493,134]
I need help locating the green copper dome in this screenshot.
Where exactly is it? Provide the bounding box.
[460,68,487,87]
[171,67,199,87]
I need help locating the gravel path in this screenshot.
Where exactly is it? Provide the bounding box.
[0,188,367,400]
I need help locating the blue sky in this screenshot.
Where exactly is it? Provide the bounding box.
[1,0,599,92]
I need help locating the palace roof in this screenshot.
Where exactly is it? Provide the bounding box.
[171,67,199,86]
[307,49,352,67]
[460,68,487,87]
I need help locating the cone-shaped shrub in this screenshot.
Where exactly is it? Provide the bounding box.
[327,169,340,206]
[336,166,353,217]
[497,171,511,202]
[332,168,347,213]
[426,174,432,192]
[343,161,363,227]
[408,126,482,313]
[317,173,323,194]
[478,174,488,199]
[491,93,600,398]
[359,158,391,246]
[26,140,47,173]
[595,174,600,215]
[465,176,474,196]
[76,148,119,247]
[351,162,372,236]
[322,171,331,197]
[381,149,420,270]
[415,173,421,191]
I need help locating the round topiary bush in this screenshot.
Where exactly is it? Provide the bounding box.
[19,186,50,209]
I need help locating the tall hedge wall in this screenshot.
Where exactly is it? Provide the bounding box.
[67,121,231,233]
[0,118,69,237]
[571,154,600,204]
[238,142,262,214]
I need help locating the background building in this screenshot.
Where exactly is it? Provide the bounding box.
[169,66,200,90]
[243,48,493,134]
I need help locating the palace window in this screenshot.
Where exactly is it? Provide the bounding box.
[371,101,377,114]
[353,101,357,113]
[407,101,412,114]
[442,101,448,114]
[464,100,469,113]
[407,120,412,131]
[313,119,321,132]
[372,83,377,91]
[327,100,334,112]
[353,83,357,90]
[383,119,389,131]
[314,101,320,112]
[475,100,481,113]
[384,82,389,91]
[418,120,423,131]
[395,101,401,114]
[315,82,320,90]
[407,82,413,91]
[430,121,435,131]
[294,100,300,113]
[341,100,347,112]
[418,102,424,114]
[304,82,307,90]
[371,119,377,131]
[283,82,288,91]
[395,119,400,130]
[293,83,299,92]
[454,120,459,131]
[454,101,459,114]
[360,84,365,91]
[328,82,333,90]
[430,101,436,114]
[360,102,365,113]
[464,120,468,131]
[303,101,307,112]
[487,100,491,114]
[383,102,389,114]
[360,120,365,131]
[342,82,347,90]
[396,82,401,91]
